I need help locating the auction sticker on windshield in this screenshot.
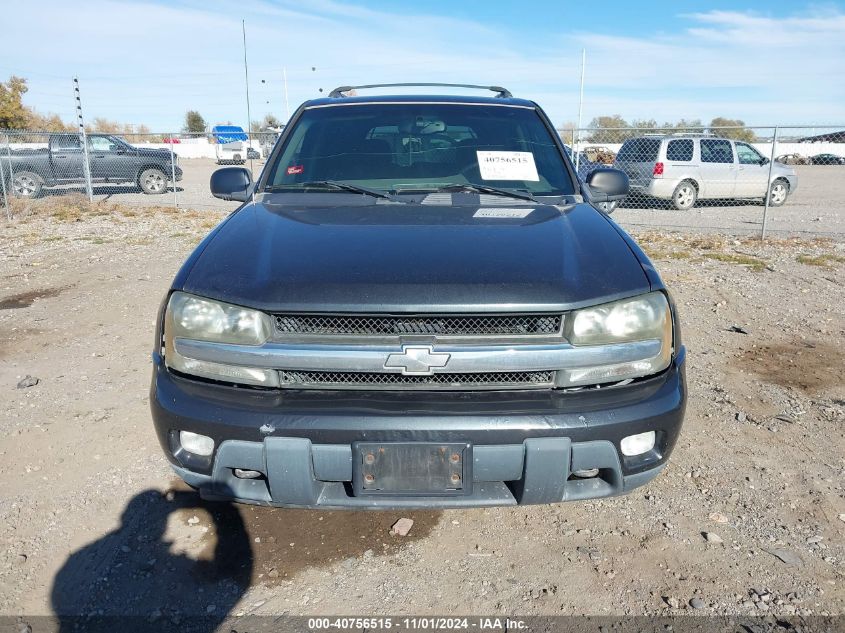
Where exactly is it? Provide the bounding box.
[477,151,539,181]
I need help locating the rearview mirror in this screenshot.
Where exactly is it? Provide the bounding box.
[586,168,629,202]
[210,167,253,202]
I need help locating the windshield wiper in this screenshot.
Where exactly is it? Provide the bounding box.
[434,183,536,202]
[267,180,410,203]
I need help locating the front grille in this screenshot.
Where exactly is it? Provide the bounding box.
[278,370,555,390]
[273,314,562,337]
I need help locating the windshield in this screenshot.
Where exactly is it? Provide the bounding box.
[264,103,575,197]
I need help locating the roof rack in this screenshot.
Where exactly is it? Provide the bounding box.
[328,83,513,99]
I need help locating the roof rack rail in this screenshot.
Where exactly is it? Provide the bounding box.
[328,83,513,99]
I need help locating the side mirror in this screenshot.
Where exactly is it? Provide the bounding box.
[586,167,629,202]
[760,157,769,166]
[210,167,253,202]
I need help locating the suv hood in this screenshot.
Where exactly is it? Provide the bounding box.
[181,200,651,312]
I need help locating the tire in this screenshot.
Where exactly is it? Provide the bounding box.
[139,168,168,195]
[671,180,697,210]
[767,179,789,207]
[11,171,44,199]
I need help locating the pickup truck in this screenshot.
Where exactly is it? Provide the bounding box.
[150,84,687,509]
[4,133,182,198]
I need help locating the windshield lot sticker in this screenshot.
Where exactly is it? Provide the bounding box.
[476,151,539,181]
[473,208,533,219]
[286,165,304,175]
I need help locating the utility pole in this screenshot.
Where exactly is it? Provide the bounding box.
[575,48,586,172]
[74,77,94,202]
[242,19,254,172]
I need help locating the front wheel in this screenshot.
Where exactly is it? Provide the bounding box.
[11,171,44,199]
[766,180,789,207]
[139,168,168,195]
[671,180,697,210]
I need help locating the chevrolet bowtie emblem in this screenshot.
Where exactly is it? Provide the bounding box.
[384,346,451,376]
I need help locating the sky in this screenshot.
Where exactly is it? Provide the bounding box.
[4,0,845,132]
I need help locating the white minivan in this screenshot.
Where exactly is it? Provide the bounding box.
[614,134,798,210]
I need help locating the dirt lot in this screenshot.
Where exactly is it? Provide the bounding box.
[0,200,844,629]
[19,160,845,238]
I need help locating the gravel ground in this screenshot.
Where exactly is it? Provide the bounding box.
[0,202,843,629]
[19,161,845,238]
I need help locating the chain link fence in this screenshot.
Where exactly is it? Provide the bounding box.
[0,129,280,215]
[559,125,845,237]
[2,125,844,237]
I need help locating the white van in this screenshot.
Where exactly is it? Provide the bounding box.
[614,134,798,210]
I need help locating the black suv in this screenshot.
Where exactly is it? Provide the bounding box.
[150,84,686,509]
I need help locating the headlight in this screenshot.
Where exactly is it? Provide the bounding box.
[168,292,271,345]
[164,292,278,387]
[559,292,673,387]
[565,291,670,346]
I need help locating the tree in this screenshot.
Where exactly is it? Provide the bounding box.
[251,114,284,133]
[91,117,122,133]
[630,118,658,130]
[0,76,30,129]
[557,120,578,144]
[1,76,73,131]
[587,115,631,143]
[664,118,704,134]
[262,113,282,129]
[26,111,72,132]
[183,110,207,134]
[708,117,756,142]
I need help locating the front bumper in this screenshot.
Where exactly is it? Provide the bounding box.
[150,348,686,509]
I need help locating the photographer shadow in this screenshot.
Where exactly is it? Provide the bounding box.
[51,487,252,633]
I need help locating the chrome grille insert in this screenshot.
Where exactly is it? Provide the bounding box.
[273,314,562,337]
[278,370,555,390]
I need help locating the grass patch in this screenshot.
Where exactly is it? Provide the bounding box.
[796,253,845,267]
[4,195,181,222]
[643,248,693,261]
[702,252,767,271]
[75,236,111,244]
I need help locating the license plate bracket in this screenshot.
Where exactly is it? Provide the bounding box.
[353,442,472,496]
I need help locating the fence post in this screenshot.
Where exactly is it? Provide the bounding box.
[760,126,778,240]
[0,143,9,218]
[4,135,16,206]
[73,78,94,202]
[169,133,178,210]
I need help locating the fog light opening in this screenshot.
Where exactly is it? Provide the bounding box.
[571,468,600,479]
[621,431,656,457]
[179,430,214,457]
[233,468,263,480]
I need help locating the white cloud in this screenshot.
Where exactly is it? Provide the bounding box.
[6,1,845,129]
